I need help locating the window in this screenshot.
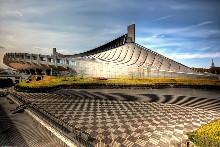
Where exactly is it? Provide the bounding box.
[32,56,37,60]
[40,57,46,61]
[60,60,64,64]
[48,58,53,62]
[69,61,76,66]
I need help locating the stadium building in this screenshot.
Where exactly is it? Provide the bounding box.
[3,24,218,80]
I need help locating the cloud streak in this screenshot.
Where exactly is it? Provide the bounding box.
[167,52,220,60]
[0,46,5,50]
[197,21,214,27]
[0,10,23,17]
[152,15,174,21]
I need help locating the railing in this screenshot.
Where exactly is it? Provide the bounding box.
[3,53,76,69]
[10,92,95,147]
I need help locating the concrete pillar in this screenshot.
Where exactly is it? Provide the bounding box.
[50,68,53,76]
[64,58,67,65]
[54,57,57,66]
[127,24,135,43]
[17,53,20,61]
[37,54,40,64]
[13,53,15,61]
[24,53,26,62]
[53,48,56,56]
[35,68,42,75]
[30,69,35,75]
[25,69,30,74]
[46,69,51,75]
[46,55,48,66]
[30,54,32,63]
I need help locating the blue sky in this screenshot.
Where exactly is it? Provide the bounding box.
[0,0,220,68]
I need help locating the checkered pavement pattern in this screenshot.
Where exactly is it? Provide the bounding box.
[52,89,220,112]
[0,95,63,147]
[15,92,220,147]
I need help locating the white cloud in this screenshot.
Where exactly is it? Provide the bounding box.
[152,15,174,21]
[137,36,183,48]
[166,52,220,59]
[137,21,220,55]
[140,20,218,38]
[197,21,214,27]
[200,47,210,51]
[0,10,23,17]
[151,34,165,38]
[32,46,53,55]
[57,49,71,55]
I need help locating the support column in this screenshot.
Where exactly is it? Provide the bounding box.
[45,69,51,75]
[29,69,35,75]
[24,53,26,62]
[46,55,48,66]
[35,68,42,75]
[54,57,57,67]
[19,76,22,83]
[30,54,33,64]
[51,68,53,76]
[127,24,135,43]
[37,54,40,64]
[25,69,30,75]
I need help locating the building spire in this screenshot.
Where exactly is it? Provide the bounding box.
[211,58,215,68]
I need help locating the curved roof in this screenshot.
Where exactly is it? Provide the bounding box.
[85,42,197,73]
[67,34,127,58]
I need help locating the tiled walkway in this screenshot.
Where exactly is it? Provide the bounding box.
[13,88,220,146]
[0,96,62,147]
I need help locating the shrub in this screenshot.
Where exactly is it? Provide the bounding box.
[16,76,220,90]
[187,118,220,147]
[93,77,108,80]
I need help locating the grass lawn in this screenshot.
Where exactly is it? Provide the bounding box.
[17,75,220,89]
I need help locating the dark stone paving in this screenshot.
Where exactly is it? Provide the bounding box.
[0,96,62,147]
[12,88,220,146]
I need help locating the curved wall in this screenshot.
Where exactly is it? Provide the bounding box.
[68,43,216,80]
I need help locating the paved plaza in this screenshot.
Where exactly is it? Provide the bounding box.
[11,88,220,146]
[0,95,63,147]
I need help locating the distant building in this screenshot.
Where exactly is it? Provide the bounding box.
[211,59,215,68]
[209,59,220,75]
[3,24,218,80]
